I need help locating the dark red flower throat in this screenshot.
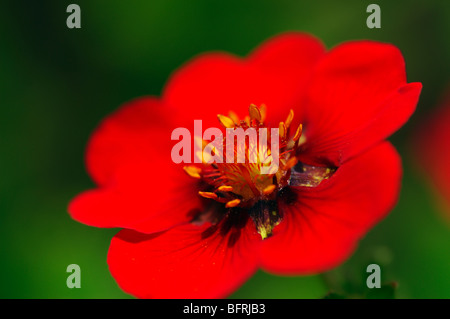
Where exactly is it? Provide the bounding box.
[183,104,335,240]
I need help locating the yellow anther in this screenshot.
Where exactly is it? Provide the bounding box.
[218,185,233,192]
[217,114,235,128]
[293,124,303,142]
[183,166,202,179]
[298,134,307,146]
[228,111,240,124]
[285,109,294,128]
[249,104,262,123]
[198,191,218,199]
[244,116,250,126]
[260,104,267,123]
[284,156,298,170]
[262,184,276,195]
[279,122,286,140]
[225,199,241,208]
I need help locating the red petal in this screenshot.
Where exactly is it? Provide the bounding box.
[84,97,173,186]
[260,142,402,274]
[68,161,202,233]
[163,32,325,128]
[107,216,260,298]
[68,97,203,233]
[299,41,421,166]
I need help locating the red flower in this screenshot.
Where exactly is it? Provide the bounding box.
[68,32,422,298]
[416,89,450,220]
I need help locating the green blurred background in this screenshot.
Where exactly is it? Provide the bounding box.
[1,0,449,298]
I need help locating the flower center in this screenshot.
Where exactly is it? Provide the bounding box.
[184,104,336,240]
[183,104,306,239]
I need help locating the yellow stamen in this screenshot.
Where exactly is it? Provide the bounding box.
[260,104,267,122]
[285,109,294,128]
[262,184,276,195]
[183,166,201,179]
[293,124,303,142]
[298,134,307,145]
[225,199,241,208]
[218,185,233,192]
[198,191,218,199]
[284,156,298,170]
[228,111,240,124]
[249,104,262,123]
[217,114,235,128]
[279,122,286,140]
